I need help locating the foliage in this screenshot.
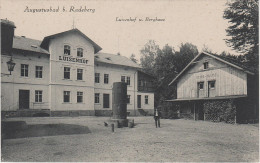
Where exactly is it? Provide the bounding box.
[140,40,159,75]
[140,41,199,108]
[203,100,236,122]
[223,0,259,59]
[129,54,138,63]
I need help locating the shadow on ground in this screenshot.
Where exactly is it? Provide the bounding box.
[2,122,91,139]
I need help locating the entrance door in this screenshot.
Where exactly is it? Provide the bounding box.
[197,82,204,98]
[137,95,141,108]
[19,90,30,109]
[208,81,216,97]
[103,94,110,108]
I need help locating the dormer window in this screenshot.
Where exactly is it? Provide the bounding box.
[64,45,71,55]
[77,48,83,57]
[203,62,209,70]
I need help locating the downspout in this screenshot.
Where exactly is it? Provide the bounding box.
[134,70,138,116]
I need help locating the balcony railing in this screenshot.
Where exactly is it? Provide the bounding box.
[138,86,154,92]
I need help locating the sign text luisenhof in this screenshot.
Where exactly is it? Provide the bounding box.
[59,56,88,64]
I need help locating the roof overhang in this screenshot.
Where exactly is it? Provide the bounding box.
[168,52,255,86]
[40,29,102,54]
[165,95,247,102]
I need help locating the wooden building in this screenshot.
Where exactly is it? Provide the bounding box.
[167,52,258,123]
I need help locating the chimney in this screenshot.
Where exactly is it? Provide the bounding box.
[1,19,16,55]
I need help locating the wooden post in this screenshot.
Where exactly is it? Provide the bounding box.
[193,103,196,121]
[111,124,114,132]
[204,113,205,121]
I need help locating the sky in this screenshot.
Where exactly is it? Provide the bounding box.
[1,0,237,61]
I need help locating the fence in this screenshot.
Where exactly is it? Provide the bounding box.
[204,114,236,124]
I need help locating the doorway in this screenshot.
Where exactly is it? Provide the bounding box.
[137,95,141,108]
[195,102,204,120]
[19,90,30,109]
[103,94,110,108]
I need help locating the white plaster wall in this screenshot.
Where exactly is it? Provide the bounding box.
[137,92,154,110]
[1,83,49,111]
[94,63,138,110]
[48,32,95,110]
[1,53,50,111]
[94,63,154,111]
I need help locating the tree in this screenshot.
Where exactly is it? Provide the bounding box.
[129,54,138,63]
[140,40,159,75]
[223,0,259,57]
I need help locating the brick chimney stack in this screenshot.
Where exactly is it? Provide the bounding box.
[1,19,16,55]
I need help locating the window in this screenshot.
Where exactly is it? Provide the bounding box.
[127,95,130,104]
[198,82,204,90]
[203,62,209,69]
[145,95,149,104]
[77,69,83,80]
[77,92,83,103]
[64,45,71,55]
[208,81,215,89]
[35,66,43,78]
[77,48,83,57]
[64,67,70,79]
[138,80,142,86]
[95,93,100,103]
[127,77,130,85]
[63,91,70,103]
[95,73,100,83]
[121,76,126,83]
[104,74,109,84]
[35,90,42,102]
[21,64,29,77]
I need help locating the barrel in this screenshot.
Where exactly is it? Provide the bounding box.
[112,82,127,119]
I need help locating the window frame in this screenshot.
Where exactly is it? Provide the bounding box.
[63,91,70,103]
[77,48,83,57]
[127,76,131,85]
[77,68,83,80]
[95,93,100,104]
[35,90,43,103]
[95,73,100,83]
[77,91,83,103]
[64,67,71,79]
[21,64,29,77]
[121,76,126,83]
[145,95,149,104]
[203,62,209,70]
[104,74,109,84]
[64,45,71,55]
[35,66,43,78]
[208,81,216,89]
[198,82,204,90]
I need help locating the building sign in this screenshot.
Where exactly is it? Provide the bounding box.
[59,56,88,64]
[196,73,217,80]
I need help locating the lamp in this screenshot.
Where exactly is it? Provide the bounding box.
[6,57,15,75]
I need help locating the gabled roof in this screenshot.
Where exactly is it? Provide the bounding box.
[40,28,102,54]
[13,36,49,54]
[95,52,141,69]
[168,52,255,86]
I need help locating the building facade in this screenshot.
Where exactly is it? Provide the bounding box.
[1,19,154,117]
[168,52,258,123]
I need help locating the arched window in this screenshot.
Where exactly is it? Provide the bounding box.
[77,48,83,57]
[64,45,71,55]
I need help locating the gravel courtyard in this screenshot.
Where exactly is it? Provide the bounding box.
[1,116,259,162]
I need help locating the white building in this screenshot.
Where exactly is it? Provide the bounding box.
[1,19,154,117]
